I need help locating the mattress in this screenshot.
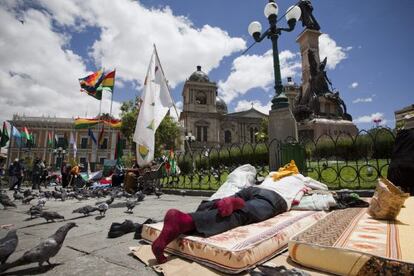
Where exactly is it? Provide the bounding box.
[142,210,327,274]
[289,197,414,275]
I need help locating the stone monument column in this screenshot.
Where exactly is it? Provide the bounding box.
[268,107,298,171]
[296,29,322,85]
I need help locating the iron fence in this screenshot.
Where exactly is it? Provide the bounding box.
[160,127,395,190]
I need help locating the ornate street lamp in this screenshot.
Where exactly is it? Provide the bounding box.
[185,132,196,148]
[53,146,66,169]
[185,132,196,171]
[248,1,301,110]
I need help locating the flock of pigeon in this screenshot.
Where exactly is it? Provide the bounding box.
[0,185,163,273]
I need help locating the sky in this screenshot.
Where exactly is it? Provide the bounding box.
[0,0,413,131]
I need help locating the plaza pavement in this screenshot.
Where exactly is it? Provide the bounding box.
[0,188,208,275]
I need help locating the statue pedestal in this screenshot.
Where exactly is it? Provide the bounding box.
[297,118,358,141]
[268,107,298,171]
[296,29,322,85]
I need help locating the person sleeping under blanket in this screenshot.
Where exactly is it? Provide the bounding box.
[151,172,328,263]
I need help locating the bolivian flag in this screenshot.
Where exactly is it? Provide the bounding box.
[98,70,116,93]
[79,69,105,100]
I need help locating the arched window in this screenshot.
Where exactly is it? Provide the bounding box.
[195,92,206,105]
[224,130,232,144]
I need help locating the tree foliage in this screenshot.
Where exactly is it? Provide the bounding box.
[256,117,269,142]
[119,98,181,157]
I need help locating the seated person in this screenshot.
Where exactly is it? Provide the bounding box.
[112,162,125,187]
[151,172,327,263]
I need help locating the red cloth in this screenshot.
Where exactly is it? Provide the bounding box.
[152,209,195,263]
[215,197,245,217]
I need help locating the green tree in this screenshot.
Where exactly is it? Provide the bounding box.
[256,117,269,142]
[119,98,181,157]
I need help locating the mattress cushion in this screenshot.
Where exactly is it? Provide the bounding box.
[142,210,326,274]
[289,197,414,276]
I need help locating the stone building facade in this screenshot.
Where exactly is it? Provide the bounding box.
[7,115,126,168]
[395,104,414,130]
[180,66,268,150]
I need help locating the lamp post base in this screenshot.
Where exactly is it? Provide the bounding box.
[268,107,298,171]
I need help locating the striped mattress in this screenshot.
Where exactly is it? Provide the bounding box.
[141,210,327,274]
[289,197,414,275]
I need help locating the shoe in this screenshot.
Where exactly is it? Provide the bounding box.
[133,218,156,240]
[108,219,139,238]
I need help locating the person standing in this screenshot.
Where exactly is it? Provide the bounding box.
[10,159,23,191]
[31,157,42,190]
[61,161,69,188]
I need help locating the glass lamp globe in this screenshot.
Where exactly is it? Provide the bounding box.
[264,2,278,18]
[285,5,301,22]
[248,21,262,36]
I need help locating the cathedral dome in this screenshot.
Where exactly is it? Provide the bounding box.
[189,66,210,82]
[216,96,228,114]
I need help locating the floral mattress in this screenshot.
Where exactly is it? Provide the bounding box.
[289,197,414,275]
[141,210,327,274]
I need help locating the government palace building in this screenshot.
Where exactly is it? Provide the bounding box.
[6,66,269,166]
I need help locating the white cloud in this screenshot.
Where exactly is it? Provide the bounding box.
[353,112,387,126]
[170,101,182,121]
[0,1,245,123]
[352,97,372,104]
[349,82,359,89]
[0,7,121,124]
[218,50,301,103]
[218,34,350,104]
[38,0,245,88]
[234,100,271,115]
[319,34,350,69]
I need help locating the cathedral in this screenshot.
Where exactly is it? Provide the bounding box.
[179,66,268,150]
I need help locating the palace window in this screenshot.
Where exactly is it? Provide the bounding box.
[100,138,108,149]
[80,137,88,149]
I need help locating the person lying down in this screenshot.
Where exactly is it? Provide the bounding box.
[151,163,329,263]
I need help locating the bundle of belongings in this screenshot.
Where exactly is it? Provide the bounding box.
[132,161,413,275]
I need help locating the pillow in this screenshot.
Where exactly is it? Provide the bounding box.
[368,177,409,220]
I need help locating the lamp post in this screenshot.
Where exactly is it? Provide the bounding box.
[185,132,196,171]
[53,146,66,170]
[248,1,301,110]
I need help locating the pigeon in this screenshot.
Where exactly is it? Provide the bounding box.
[154,189,163,199]
[72,205,98,216]
[39,211,65,222]
[42,191,52,200]
[22,196,35,205]
[51,191,63,200]
[135,191,145,202]
[0,230,18,264]
[97,203,108,216]
[125,200,137,213]
[13,191,23,201]
[0,197,17,209]
[28,206,43,219]
[95,196,114,206]
[180,190,187,197]
[0,223,77,272]
[23,189,32,198]
[37,198,47,207]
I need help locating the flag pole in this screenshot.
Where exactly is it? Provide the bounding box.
[6,121,12,167]
[99,98,102,116]
[109,68,116,117]
[153,44,194,157]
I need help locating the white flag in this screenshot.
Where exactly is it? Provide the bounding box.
[133,47,173,167]
[69,132,77,158]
